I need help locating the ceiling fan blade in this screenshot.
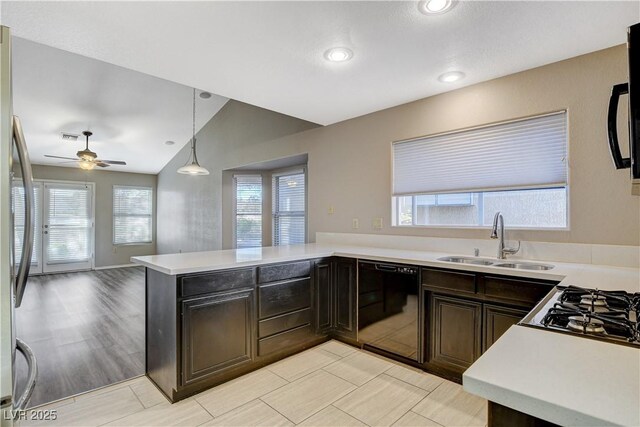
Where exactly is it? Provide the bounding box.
[95,162,110,168]
[44,155,78,161]
[98,160,126,165]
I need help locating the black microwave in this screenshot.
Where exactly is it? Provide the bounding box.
[608,22,640,180]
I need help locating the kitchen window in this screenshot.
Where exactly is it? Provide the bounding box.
[113,186,153,244]
[273,169,306,245]
[234,174,263,248]
[392,111,568,228]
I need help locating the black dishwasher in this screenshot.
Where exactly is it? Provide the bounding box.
[358,261,419,361]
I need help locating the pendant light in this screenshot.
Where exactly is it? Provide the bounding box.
[177,88,210,175]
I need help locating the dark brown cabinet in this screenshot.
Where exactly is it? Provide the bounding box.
[181,288,254,385]
[313,259,333,334]
[482,304,528,352]
[428,294,482,374]
[333,257,357,340]
[422,267,557,381]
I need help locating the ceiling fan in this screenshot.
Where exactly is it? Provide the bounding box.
[45,131,127,170]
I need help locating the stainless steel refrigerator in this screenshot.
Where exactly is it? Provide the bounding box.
[1,25,37,419]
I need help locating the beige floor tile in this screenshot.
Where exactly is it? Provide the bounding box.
[27,396,76,411]
[297,405,366,427]
[268,348,341,381]
[334,374,427,426]
[130,378,169,408]
[323,350,393,386]
[195,369,288,417]
[261,370,356,424]
[316,340,358,358]
[385,364,443,392]
[20,386,144,427]
[72,377,140,402]
[412,381,487,427]
[201,399,293,427]
[105,398,211,426]
[392,411,443,427]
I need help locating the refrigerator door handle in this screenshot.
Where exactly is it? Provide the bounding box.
[13,116,34,308]
[12,338,37,411]
[607,83,632,169]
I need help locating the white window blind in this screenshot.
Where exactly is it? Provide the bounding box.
[12,182,41,266]
[393,111,568,196]
[235,175,262,249]
[273,170,306,246]
[46,184,92,263]
[113,186,153,245]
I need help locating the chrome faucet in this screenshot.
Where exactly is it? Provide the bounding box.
[490,212,521,259]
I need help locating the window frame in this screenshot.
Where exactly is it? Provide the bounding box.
[232,173,263,249]
[112,185,154,246]
[390,111,570,231]
[272,167,308,246]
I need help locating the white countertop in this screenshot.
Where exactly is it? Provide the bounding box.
[132,243,640,426]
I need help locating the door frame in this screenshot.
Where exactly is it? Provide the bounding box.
[39,179,95,274]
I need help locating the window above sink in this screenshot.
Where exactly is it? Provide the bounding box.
[391,111,569,229]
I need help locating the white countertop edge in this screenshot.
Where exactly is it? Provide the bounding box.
[463,366,614,427]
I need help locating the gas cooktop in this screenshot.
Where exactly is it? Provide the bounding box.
[521,285,640,347]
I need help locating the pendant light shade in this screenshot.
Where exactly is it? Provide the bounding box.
[177,88,209,176]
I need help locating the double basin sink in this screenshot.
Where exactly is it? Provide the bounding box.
[437,256,554,271]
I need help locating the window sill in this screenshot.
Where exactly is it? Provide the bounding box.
[391,225,570,231]
[113,242,154,247]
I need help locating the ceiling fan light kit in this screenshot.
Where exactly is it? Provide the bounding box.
[44,129,127,170]
[177,88,210,176]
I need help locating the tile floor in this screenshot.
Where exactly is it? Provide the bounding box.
[17,341,487,427]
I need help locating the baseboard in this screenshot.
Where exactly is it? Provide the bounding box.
[94,263,138,270]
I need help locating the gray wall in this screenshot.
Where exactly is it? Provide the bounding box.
[157,44,640,252]
[156,101,319,254]
[30,165,157,267]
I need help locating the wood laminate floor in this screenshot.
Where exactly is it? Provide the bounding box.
[14,267,145,408]
[18,341,487,427]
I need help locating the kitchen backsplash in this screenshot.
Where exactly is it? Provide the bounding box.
[315,232,640,269]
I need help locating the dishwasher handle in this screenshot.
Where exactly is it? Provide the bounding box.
[374,263,398,272]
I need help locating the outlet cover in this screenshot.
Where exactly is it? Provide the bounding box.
[328,206,335,215]
[372,218,383,230]
[352,218,359,229]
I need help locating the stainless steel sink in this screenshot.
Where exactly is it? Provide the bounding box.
[437,256,495,266]
[494,262,555,271]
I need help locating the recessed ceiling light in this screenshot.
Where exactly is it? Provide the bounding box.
[418,0,455,15]
[165,140,175,146]
[324,47,353,63]
[199,91,212,99]
[438,71,465,83]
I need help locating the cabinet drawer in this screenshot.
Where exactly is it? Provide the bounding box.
[258,308,311,338]
[258,324,314,356]
[258,261,311,284]
[422,268,476,294]
[259,278,311,319]
[481,275,554,306]
[180,268,256,298]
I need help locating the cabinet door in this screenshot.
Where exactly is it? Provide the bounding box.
[429,294,482,373]
[483,304,527,352]
[314,259,333,334]
[181,289,254,385]
[333,258,357,339]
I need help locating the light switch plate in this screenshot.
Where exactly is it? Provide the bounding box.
[352,218,359,229]
[372,218,383,229]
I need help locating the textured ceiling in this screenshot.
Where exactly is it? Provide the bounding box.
[11,38,228,174]
[2,1,639,126]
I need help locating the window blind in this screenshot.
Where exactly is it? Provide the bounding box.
[46,184,92,263]
[12,182,41,266]
[113,186,153,245]
[235,175,262,249]
[273,171,306,246]
[393,111,568,196]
